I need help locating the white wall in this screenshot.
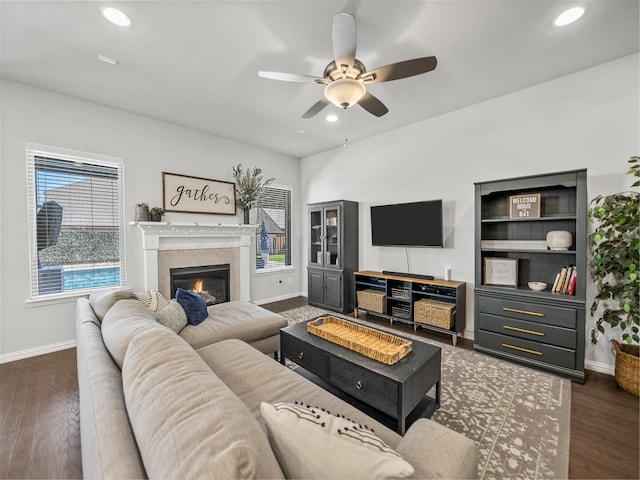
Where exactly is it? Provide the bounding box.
[0,80,302,360]
[301,54,639,373]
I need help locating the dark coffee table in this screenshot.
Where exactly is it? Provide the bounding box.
[280,318,441,435]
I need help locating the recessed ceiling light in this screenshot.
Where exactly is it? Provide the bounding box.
[101,7,131,27]
[554,7,585,26]
[326,114,339,122]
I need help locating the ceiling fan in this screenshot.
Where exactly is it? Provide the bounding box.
[258,12,437,118]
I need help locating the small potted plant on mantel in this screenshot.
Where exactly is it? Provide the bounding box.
[589,155,639,396]
[149,206,165,222]
[231,164,274,225]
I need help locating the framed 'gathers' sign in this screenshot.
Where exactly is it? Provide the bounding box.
[509,193,541,219]
[163,172,236,215]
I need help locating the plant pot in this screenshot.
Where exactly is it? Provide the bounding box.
[150,214,162,222]
[612,339,639,397]
[243,209,250,225]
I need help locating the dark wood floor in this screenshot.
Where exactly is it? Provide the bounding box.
[1,296,638,479]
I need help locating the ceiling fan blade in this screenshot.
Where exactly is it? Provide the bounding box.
[332,13,357,77]
[361,56,437,84]
[302,97,331,119]
[358,92,389,117]
[258,71,328,85]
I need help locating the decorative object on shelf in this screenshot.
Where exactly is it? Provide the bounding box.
[481,240,548,250]
[162,172,236,215]
[148,206,165,222]
[483,257,518,287]
[135,203,149,221]
[588,156,639,395]
[231,164,274,224]
[546,230,573,250]
[509,193,541,219]
[528,281,547,292]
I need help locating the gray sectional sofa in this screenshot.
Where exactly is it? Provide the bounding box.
[76,289,478,479]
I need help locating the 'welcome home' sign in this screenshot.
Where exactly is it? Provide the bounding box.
[162,172,236,215]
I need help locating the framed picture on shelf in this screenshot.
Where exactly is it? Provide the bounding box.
[484,257,518,287]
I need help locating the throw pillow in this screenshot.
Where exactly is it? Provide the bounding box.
[154,300,188,333]
[135,290,169,313]
[175,288,208,326]
[260,402,414,480]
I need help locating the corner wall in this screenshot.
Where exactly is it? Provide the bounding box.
[0,80,301,360]
[300,54,639,373]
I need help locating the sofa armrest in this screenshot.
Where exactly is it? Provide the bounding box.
[396,418,478,479]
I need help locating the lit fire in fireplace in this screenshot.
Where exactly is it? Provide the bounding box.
[192,279,204,293]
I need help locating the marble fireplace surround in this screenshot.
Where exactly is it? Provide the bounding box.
[130,222,255,301]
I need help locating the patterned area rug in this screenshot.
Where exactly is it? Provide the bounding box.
[279,306,571,480]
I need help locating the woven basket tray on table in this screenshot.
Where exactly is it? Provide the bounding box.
[307,316,412,365]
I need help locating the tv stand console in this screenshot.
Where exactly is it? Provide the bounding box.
[354,270,466,345]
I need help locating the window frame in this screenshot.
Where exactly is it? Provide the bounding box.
[25,143,126,304]
[255,184,293,274]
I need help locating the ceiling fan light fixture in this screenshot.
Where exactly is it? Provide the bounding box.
[324,78,366,109]
[554,7,585,26]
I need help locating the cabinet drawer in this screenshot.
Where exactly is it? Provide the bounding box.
[328,357,398,416]
[478,313,576,349]
[479,296,576,329]
[281,334,327,377]
[477,330,576,369]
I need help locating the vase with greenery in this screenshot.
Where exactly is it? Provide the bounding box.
[149,206,165,222]
[588,155,639,395]
[231,164,274,224]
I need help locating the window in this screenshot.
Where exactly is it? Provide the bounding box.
[26,145,125,299]
[256,185,292,271]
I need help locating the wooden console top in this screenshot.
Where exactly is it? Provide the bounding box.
[355,270,465,288]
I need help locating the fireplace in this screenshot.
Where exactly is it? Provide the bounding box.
[170,264,230,306]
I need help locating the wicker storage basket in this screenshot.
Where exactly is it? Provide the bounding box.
[307,316,412,365]
[414,298,455,329]
[612,339,639,397]
[357,289,385,313]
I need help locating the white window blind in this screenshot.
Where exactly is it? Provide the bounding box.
[256,185,292,271]
[26,146,125,299]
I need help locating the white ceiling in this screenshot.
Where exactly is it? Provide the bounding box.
[2,1,638,158]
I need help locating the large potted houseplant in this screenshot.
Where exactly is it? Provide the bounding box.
[231,164,274,224]
[588,155,639,396]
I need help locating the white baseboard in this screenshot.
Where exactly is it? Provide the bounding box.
[253,291,304,306]
[0,339,76,364]
[585,359,614,376]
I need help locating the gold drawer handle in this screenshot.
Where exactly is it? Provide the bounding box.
[502,343,543,356]
[356,380,363,390]
[298,352,304,359]
[503,307,545,317]
[504,325,545,336]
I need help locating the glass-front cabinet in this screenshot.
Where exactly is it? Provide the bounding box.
[309,205,341,268]
[307,200,358,313]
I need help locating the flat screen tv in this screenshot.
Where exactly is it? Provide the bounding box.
[371,200,443,247]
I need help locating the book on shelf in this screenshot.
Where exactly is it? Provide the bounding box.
[552,265,576,295]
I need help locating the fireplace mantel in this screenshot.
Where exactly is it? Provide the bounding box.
[130,221,256,300]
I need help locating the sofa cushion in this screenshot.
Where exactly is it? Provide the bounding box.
[121,329,285,480]
[88,288,138,321]
[180,301,288,349]
[396,418,479,479]
[154,299,188,333]
[197,338,402,448]
[101,298,164,368]
[261,401,414,479]
[175,287,208,325]
[135,290,169,312]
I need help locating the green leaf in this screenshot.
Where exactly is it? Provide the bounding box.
[630,273,638,281]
